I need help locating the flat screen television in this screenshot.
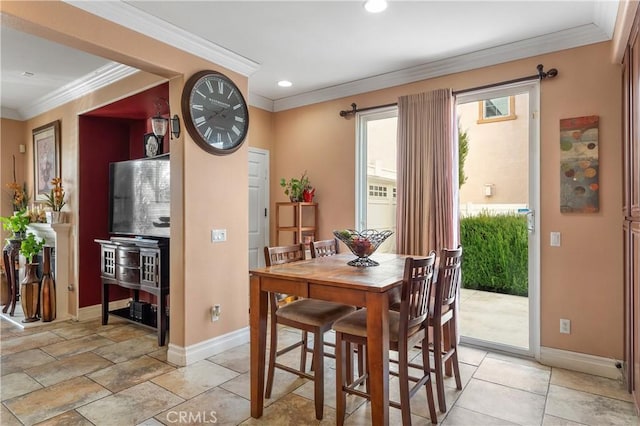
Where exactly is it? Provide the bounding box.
[108,153,170,238]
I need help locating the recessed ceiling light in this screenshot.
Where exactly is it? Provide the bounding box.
[364,0,387,13]
[278,80,292,87]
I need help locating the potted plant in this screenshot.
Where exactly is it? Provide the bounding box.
[1,209,30,240]
[19,232,45,322]
[6,181,29,212]
[44,177,66,223]
[280,171,313,202]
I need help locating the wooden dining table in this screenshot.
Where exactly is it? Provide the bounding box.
[249,252,413,426]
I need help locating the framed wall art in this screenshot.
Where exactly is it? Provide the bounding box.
[33,120,61,202]
[560,115,599,213]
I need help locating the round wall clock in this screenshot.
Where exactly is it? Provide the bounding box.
[181,70,249,155]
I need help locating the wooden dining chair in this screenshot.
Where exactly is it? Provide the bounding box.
[332,253,439,425]
[310,238,339,258]
[264,244,356,420]
[429,245,463,413]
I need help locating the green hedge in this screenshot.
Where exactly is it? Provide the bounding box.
[460,212,528,296]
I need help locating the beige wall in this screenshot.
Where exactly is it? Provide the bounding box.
[458,93,530,205]
[0,1,623,361]
[1,1,251,351]
[273,42,622,359]
[0,119,27,232]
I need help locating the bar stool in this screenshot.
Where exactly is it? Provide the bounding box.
[333,253,439,425]
[264,244,356,420]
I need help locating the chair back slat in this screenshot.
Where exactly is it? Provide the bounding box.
[401,252,437,333]
[310,238,339,258]
[264,244,305,266]
[434,246,463,315]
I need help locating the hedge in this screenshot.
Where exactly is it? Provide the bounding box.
[460,212,528,296]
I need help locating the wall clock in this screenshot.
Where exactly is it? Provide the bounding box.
[181,70,249,155]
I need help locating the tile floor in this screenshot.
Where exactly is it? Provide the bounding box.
[1,316,638,426]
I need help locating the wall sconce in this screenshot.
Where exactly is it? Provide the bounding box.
[150,98,181,140]
[484,184,494,197]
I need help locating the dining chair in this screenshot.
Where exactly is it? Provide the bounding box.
[310,238,339,258]
[332,253,439,425]
[310,238,363,381]
[263,244,356,420]
[429,245,463,413]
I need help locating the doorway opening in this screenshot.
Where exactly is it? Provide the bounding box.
[456,82,539,357]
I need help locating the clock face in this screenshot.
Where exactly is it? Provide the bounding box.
[181,71,249,155]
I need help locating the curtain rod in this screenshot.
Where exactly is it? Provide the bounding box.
[339,64,558,118]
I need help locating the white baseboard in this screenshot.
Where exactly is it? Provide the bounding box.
[167,326,249,366]
[77,299,130,321]
[539,346,623,380]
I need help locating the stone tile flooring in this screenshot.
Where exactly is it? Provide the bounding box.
[1,316,637,425]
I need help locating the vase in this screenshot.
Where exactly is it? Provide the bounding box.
[0,268,8,306]
[21,263,40,323]
[46,211,65,224]
[40,247,56,322]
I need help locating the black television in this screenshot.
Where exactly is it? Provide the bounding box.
[108,153,170,238]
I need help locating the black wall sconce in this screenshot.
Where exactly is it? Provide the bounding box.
[151,98,181,140]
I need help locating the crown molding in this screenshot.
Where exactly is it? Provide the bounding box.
[248,92,274,112]
[593,0,619,38]
[273,23,610,112]
[17,63,138,120]
[64,1,259,77]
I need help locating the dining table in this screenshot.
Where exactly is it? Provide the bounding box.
[249,252,414,426]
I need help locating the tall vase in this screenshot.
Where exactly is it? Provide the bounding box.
[40,247,56,322]
[21,263,40,323]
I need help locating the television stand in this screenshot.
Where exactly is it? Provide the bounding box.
[95,237,169,346]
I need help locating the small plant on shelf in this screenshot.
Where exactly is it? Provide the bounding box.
[20,232,45,264]
[280,171,312,202]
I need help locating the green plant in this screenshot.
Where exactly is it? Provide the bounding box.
[458,124,469,188]
[460,212,528,296]
[0,209,30,237]
[280,171,311,202]
[20,232,45,263]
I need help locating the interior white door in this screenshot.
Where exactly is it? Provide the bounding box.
[248,148,269,269]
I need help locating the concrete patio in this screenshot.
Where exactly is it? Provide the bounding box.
[459,288,529,349]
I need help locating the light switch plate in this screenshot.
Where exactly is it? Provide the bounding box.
[211,229,227,243]
[550,232,561,247]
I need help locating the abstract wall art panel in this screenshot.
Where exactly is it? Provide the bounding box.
[560,115,599,213]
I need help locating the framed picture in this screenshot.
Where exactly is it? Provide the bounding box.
[143,132,162,158]
[33,120,61,202]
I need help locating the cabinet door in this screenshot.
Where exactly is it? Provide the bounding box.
[632,222,640,409]
[140,248,160,289]
[631,23,640,219]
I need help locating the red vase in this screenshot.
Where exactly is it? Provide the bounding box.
[303,188,315,202]
[40,247,56,322]
[21,263,40,323]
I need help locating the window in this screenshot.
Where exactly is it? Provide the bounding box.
[477,96,516,123]
[369,185,387,198]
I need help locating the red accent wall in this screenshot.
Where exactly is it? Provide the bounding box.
[78,83,168,308]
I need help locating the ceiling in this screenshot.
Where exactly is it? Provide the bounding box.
[1,1,620,121]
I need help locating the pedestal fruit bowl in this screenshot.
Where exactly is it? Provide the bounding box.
[333,229,394,267]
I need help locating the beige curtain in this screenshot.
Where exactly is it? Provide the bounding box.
[396,89,459,255]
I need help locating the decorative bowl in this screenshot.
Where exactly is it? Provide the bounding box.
[333,229,394,267]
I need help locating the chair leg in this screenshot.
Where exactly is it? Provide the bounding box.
[345,342,353,385]
[357,343,365,379]
[422,338,438,424]
[433,323,447,413]
[265,318,278,399]
[301,331,309,372]
[335,332,347,426]
[398,341,412,426]
[444,322,452,377]
[449,317,462,390]
[313,329,324,420]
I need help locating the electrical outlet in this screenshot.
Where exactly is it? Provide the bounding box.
[560,318,571,334]
[211,304,221,322]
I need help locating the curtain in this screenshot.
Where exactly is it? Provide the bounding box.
[396,89,459,255]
